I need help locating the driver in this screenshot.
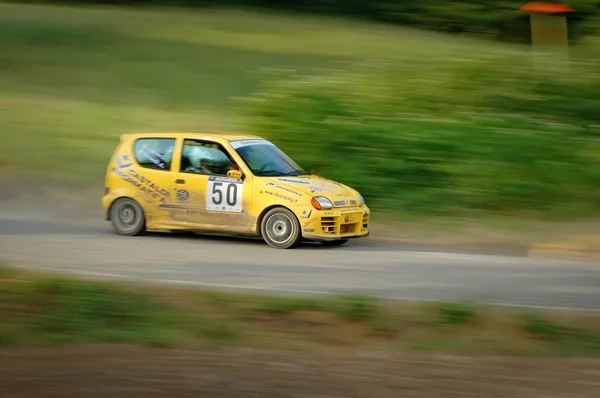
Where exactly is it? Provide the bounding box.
[186,146,214,174]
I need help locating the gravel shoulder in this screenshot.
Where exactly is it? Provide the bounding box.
[2,344,600,398]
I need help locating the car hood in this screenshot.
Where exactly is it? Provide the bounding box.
[265,175,360,207]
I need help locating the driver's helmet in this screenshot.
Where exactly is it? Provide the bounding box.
[188,146,212,173]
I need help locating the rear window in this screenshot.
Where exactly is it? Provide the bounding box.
[133,138,175,171]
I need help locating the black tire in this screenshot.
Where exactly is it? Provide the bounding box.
[260,207,302,249]
[109,197,146,236]
[321,239,349,247]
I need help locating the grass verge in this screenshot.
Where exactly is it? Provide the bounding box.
[0,2,439,181]
[1,266,599,356]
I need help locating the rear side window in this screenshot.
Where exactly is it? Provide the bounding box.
[133,138,175,171]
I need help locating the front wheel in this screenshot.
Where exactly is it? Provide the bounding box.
[110,197,146,236]
[260,207,302,249]
[321,239,348,247]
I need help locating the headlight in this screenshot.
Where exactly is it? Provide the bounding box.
[311,196,333,210]
[357,194,365,205]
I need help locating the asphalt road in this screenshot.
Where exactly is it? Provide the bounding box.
[1,215,599,311]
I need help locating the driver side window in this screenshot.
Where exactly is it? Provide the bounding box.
[179,139,238,176]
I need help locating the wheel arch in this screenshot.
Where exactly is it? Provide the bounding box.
[255,204,298,237]
[106,195,147,224]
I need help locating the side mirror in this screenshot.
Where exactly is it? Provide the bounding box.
[227,169,243,179]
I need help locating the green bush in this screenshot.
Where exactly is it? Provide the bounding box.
[241,50,600,219]
[256,297,323,314]
[194,315,240,341]
[520,313,600,353]
[32,278,176,337]
[521,313,566,341]
[334,295,379,320]
[434,302,480,326]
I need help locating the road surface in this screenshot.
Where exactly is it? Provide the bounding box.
[1,214,599,311]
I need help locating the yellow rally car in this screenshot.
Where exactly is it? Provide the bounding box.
[102,132,370,249]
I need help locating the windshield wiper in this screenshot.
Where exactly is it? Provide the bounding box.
[282,170,308,176]
[254,170,309,177]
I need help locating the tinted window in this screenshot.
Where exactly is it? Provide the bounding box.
[133,138,175,171]
[180,139,239,176]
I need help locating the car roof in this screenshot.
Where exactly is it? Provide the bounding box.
[123,131,266,143]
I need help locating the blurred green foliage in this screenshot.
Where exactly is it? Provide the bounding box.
[24,0,600,41]
[520,313,600,353]
[242,48,600,219]
[334,294,379,320]
[253,296,324,314]
[434,302,481,326]
[1,270,600,356]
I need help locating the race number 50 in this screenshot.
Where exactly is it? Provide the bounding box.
[206,176,244,212]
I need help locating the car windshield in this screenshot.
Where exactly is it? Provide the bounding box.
[230,139,308,177]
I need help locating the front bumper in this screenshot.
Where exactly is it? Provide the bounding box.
[303,232,370,242]
[300,206,370,241]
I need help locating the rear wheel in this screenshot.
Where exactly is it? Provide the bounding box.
[321,239,349,247]
[261,207,301,249]
[110,197,146,236]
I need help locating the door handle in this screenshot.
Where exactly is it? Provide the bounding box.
[175,179,185,184]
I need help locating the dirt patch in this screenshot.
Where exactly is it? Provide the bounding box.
[1,344,600,398]
[529,235,600,261]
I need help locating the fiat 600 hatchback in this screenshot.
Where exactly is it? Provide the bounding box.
[102,132,370,249]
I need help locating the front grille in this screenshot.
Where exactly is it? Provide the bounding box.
[321,216,336,234]
[320,212,368,236]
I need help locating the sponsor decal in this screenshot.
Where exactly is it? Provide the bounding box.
[209,176,243,184]
[333,200,348,207]
[263,190,298,204]
[303,228,315,233]
[176,189,189,202]
[303,217,317,227]
[138,144,168,169]
[309,186,325,193]
[112,168,169,201]
[170,209,245,220]
[229,139,275,149]
[266,182,302,197]
[349,200,357,205]
[159,204,183,209]
[323,211,334,216]
[300,209,312,219]
[278,178,309,185]
[343,214,360,224]
[116,154,132,169]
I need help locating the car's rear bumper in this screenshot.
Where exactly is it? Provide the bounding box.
[102,193,114,220]
[299,205,370,241]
